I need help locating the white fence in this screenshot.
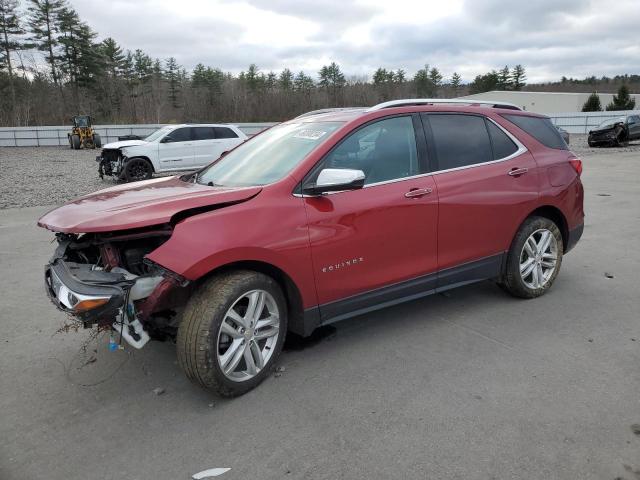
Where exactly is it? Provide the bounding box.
[1,110,638,145]
[548,110,640,134]
[0,123,276,147]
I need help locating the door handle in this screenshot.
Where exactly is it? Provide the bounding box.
[405,187,432,198]
[508,167,528,177]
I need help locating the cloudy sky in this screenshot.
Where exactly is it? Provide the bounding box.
[68,0,640,83]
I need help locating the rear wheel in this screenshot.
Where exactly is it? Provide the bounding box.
[177,271,287,397]
[501,216,563,299]
[124,157,153,182]
[71,134,81,150]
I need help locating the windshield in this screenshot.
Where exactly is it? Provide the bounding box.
[144,126,174,142]
[196,122,343,187]
[597,117,625,128]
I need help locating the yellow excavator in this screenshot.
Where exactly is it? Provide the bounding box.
[67,115,101,149]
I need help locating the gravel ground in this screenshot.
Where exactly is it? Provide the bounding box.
[1,134,638,209]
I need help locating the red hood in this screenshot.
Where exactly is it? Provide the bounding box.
[38,176,262,233]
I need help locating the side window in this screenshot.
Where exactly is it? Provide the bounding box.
[213,127,239,139]
[502,114,568,150]
[427,114,492,171]
[486,120,519,159]
[319,116,418,185]
[192,127,216,141]
[164,127,191,143]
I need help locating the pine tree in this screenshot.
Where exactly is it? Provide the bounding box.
[581,92,602,112]
[278,68,293,91]
[450,72,462,96]
[413,64,434,97]
[373,67,389,85]
[510,64,526,90]
[57,7,99,89]
[428,67,442,90]
[294,70,314,93]
[606,84,636,111]
[394,69,406,84]
[164,56,181,108]
[318,62,345,104]
[0,0,26,110]
[469,71,499,94]
[100,37,125,77]
[27,0,64,86]
[497,65,511,90]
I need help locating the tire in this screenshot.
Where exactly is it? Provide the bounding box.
[93,133,102,148]
[177,270,287,397]
[501,216,563,299]
[71,134,81,150]
[124,157,153,182]
[68,135,73,149]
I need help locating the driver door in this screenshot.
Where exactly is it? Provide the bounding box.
[158,127,194,170]
[302,115,439,319]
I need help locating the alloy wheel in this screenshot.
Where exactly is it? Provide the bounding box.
[519,228,559,289]
[216,289,280,382]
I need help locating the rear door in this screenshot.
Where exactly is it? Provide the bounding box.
[192,126,220,167]
[157,127,194,170]
[627,115,640,139]
[421,113,539,287]
[303,115,439,318]
[213,126,244,156]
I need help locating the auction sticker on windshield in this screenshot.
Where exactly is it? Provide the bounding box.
[293,129,328,140]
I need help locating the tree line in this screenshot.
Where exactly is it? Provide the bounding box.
[0,0,634,127]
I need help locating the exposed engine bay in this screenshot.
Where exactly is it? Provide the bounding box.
[97,148,125,179]
[45,226,191,347]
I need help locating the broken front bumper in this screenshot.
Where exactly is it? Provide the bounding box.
[45,259,131,327]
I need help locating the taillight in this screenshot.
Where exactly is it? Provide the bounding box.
[569,158,582,176]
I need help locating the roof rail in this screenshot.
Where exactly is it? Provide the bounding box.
[294,107,367,119]
[367,98,522,112]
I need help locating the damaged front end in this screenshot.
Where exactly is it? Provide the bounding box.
[97,148,125,179]
[45,226,190,348]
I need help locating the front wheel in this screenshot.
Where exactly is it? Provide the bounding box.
[93,133,102,148]
[177,271,287,397]
[124,158,153,182]
[501,216,563,299]
[71,134,81,150]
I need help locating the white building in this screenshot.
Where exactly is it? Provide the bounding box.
[457,90,639,115]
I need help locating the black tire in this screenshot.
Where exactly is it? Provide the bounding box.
[177,270,288,397]
[93,133,102,148]
[124,157,153,182]
[68,135,73,149]
[71,134,81,150]
[501,216,564,299]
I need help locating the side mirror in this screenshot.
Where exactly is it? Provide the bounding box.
[161,135,174,143]
[302,168,365,196]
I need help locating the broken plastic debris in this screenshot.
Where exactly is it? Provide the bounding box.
[192,467,231,479]
[153,387,165,396]
[276,366,286,373]
[604,272,615,278]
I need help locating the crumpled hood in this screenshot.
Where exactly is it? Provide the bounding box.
[102,139,148,149]
[38,176,262,233]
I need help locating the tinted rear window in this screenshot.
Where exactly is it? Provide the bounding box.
[213,127,239,139]
[487,121,519,159]
[192,127,216,140]
[503,114,568,150]
[427,114,492,171]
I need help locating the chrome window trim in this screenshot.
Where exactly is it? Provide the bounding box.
[293,115,528,198]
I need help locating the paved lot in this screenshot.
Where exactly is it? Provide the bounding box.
[1,149,639,480]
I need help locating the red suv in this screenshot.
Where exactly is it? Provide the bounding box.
[39,99,584,397]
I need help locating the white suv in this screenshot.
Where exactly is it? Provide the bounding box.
[97,124,248,182]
